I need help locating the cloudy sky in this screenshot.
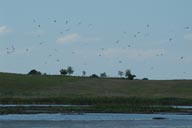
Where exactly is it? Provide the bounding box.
[1,0,192,79]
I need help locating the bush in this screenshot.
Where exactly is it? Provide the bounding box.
[90,74,99,78]
[60,69,68,76]
[28,69,41,75]
[100,72,107,78]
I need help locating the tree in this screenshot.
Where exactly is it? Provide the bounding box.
[60,69,68,76]
[67,66,74,76]
[28,69,41,75]
[82,71,86,76]
[100,72,107,78]
[125,69,131,77]
[118,70,124,77]
[125,69,136,80]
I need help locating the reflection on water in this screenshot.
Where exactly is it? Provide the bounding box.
[0,113,192,128]
[1,113,192,121]
[0,104,89,107]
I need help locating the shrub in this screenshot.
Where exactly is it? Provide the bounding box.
[28,69,41,75]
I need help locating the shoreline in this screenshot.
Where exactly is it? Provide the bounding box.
[0,105,192,115]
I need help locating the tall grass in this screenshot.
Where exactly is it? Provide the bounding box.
[0,72,192,105]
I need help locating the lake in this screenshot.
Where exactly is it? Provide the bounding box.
[0,113,192,128]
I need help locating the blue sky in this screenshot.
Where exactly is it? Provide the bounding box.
[1,0,192,79]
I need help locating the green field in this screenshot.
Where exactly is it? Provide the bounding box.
[0,72,192,114]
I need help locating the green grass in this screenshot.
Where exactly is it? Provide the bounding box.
[0,72,192,114]
[0,72,192,105]
[0,105,181,114]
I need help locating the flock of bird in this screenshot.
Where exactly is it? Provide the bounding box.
[2,18,191,75]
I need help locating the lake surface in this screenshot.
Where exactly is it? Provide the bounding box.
[1,104,192,108]
[0,113,192,128]
[0,104,89,107]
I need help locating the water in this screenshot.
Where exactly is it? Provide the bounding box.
[0,104,89,107]
[1,104,191,109]
[173,106,192,109]
[0,113,192,128]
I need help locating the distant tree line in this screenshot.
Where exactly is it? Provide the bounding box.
[27,67,148,80]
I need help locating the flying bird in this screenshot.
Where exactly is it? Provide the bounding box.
[137,32,141,34]
[77,21,82,25]
[39,42,44,45]
[65,20,68,24]
[116,40,120,44]
[184,26,190,29]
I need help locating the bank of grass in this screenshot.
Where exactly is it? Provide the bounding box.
[0,72,192,114]
[1,97,192,106]
[0,105,181,114]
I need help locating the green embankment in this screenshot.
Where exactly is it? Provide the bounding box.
[1,72,192,114]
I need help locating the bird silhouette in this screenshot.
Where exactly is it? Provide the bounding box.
[184,26,190,29]
[65,20,68,24]
[116,40,120,44]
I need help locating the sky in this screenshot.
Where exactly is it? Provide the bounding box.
[1,0,192,79]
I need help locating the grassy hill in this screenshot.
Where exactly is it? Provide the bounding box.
[0,72,192,105]
[1,72,192,114]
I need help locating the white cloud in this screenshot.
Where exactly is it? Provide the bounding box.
[57,33,81,44]
[56,33,100,44]
[101,48,166,60]
[184,33,192,41]
[0,26,11,35]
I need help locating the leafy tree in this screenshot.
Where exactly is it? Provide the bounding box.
[100,72,107,78]
[125,69,131,77]
[82,71,86,76]
[118,70,124,77]
[67,66,74,75]
[125,69,136,80]
[28,69,41,75]
[60,69,68,76]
